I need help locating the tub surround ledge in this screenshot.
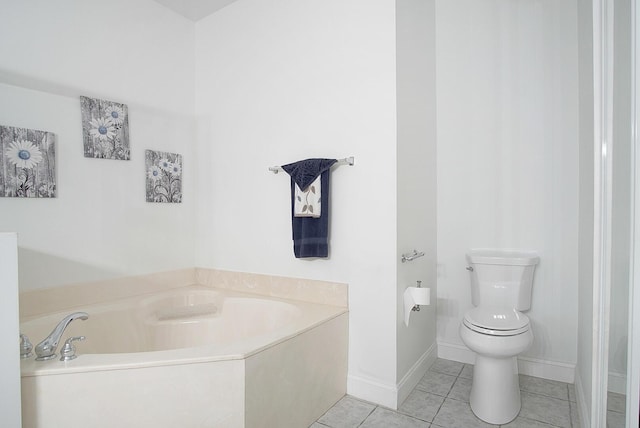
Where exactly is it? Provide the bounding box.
[20,267,348,320]
[195,267,348,308]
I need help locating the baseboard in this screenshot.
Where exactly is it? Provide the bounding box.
[437,341,576,383]
[436,340,475,364]
[347,374,398,409]
[396,342,437,407]
[518,356,575,383]
[347,343,437,410]
[574,370,590,428]
[608,370,626,394]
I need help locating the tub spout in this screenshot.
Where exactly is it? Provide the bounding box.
[35,312,89,361]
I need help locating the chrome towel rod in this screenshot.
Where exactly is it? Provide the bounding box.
[401,250,425,263]
[269,156,355,174]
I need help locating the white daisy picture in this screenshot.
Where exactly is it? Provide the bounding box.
[81,96,130,160]
[0,125,57,198]
[145,150,182,203]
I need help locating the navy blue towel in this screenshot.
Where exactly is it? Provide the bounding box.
[281,158,337,258]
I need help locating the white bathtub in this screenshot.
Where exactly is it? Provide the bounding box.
[20,282,348,428]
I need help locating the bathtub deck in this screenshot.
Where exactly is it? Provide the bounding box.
[20,285,346,377]
[20,270,349,428]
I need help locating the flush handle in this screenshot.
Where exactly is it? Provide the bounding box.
[466,266,474,272]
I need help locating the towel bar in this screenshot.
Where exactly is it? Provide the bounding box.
[269,156,354,174]
[401,250,425,263]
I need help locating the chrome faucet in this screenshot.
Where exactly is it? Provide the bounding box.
[35,312,89,361]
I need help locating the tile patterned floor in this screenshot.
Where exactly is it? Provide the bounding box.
[311,359,592,428]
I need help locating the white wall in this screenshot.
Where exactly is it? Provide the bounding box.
[194,0,400,406]
[0,0,196,290]
[396,0,438,397]
[0,0,194,115]
[436,0,580,375]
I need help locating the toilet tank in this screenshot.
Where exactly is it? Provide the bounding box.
[466,249,539,311]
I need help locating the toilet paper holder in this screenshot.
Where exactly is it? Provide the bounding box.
[403,281,431,326]
[412,281,423,311]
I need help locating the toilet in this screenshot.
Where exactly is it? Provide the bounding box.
[459,249,539,425]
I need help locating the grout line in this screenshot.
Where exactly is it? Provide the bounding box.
[432,397,447,425]
[429,365,466,425]
[520,388,571,402]
[355,404,377,428]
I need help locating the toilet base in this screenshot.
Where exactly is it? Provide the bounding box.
[469,355,521,425]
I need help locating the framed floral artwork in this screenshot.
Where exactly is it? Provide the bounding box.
[145,150,182,203]
[0,125,56,198]
[80,96,130,160]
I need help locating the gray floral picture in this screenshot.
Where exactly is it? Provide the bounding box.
[146,150,182,203]
[81,96,130,160]
[0,125,56,198]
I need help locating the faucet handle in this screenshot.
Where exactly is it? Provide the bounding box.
[20,333,33,359]
[60,336,85,361]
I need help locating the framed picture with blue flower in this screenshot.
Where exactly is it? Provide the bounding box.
[145,150,182,203]
[80,96,130,160]
[0,124,56,198]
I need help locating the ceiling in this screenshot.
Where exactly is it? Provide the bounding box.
[152,0,239,21]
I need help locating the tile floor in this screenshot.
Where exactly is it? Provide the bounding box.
[312,358,627,428]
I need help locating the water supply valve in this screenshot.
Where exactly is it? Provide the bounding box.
[20,333,33,359]
[60,336,86,361]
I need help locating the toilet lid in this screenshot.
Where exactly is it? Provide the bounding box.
[463,307,530,336]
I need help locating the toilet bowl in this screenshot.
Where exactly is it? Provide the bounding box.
[459,249,539,425]
[460,307,533,424]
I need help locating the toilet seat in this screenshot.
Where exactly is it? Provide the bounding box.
[463,307,530,336]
